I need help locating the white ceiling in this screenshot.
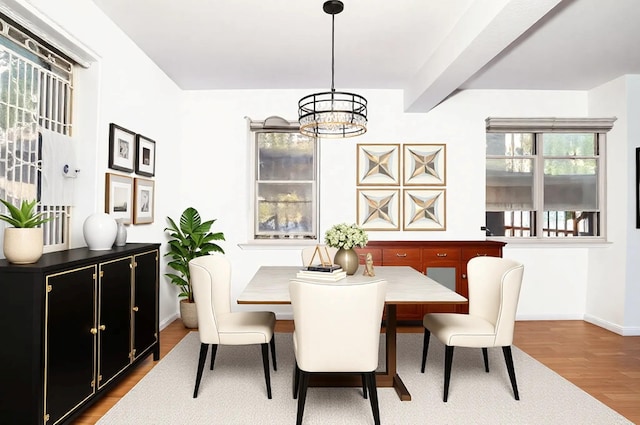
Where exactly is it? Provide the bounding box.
[91,0,640,112]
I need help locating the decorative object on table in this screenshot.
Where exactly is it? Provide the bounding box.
[403,189,446,231]
[297,0,367,138]
[165,207,225,329]
[296,268,347,282]
[305,244,333,267]
[108,123,135,173]
[357,144,400,186]
[133,178,155,224]
[403,144,446,186]
[324,223,368,275]
[363,252,375,277]
[135,134,156,177]
[0,199,52,264]
[357,188,401,231]
[114,219,127,247]
[83,212,118,251]
[105,173,133,224]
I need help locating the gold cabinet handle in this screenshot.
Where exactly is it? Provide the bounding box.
[476,253,488,257]
[395,253,407,257]
[90,328,98,335]
[436,253,448,257]
[132,306,139,312]
[99,325,106,331]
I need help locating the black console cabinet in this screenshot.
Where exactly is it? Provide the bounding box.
[0,243,160,425]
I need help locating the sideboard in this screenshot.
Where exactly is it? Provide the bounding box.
[355,240,506,322]
[0,243,160,425]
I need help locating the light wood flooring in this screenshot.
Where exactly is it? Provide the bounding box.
[74,320,640,424]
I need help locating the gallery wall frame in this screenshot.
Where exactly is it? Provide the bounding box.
[403,188,446,231]
[135,134,156,177]
[105,173,133,224]
[357,144,401,186]
[357,188,401,230]
[134,177,155,224]
[108,123,135,173]
[403,144,446,186]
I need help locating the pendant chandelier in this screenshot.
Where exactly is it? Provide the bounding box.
[298,0,367,138]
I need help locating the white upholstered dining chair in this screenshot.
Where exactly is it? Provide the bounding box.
[301,245,338,267]
[421,256,524,402]
[290,278,387,425]
[189,255,277,398]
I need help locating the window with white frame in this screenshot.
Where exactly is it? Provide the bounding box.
[0,15,74,252]
[249,116,318,241]
[485,117,615,240]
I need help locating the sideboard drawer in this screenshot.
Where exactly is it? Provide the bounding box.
[355,248,382,265]
[461,247,502,262]
[382,248,421,265]
[422,248,460,261]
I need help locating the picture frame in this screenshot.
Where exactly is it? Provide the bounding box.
[105,173,133,224]
[357,188,401,230]
[108,123,135,173]
[135,134,156,177]
[357,144,401,186]
[636,148,640,229]
[134,177,155,224]
[403,188,446,231]
[403,144,446,186]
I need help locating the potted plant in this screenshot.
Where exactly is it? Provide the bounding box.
[164,207,225,328]
[0,199,53,264]
[325,222,368,275]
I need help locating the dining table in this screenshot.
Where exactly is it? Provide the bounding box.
[236,265,467,401]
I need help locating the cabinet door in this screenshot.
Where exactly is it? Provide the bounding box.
[45,265,96,425]
[98,257,133,389]
[422,248,462,314]
[133,250,158,360]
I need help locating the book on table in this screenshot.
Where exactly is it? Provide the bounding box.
[296,268,347,282]
[304,264,342,272]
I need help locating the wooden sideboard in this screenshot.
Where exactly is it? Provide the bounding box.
[355,240,506,322]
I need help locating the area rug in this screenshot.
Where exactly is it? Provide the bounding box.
[97,332,632,425]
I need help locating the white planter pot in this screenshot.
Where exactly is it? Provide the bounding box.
[3,227,44,264]
[83,213,117,250]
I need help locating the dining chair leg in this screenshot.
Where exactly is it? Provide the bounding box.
[293,362,300,399]
[296,371,310,425]
[210,344,218,370]
[193,343,209,398]
[482,347,489,372]
[443,345,454,402]
[261,343,272,399]
[421,329,431,373]
[365,372,381,425]
[361,373,368,399]
[270,336,277,371]
[502,346,520,400]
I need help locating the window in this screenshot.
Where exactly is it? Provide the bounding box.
[0,15,74,251]
[485,117,615,240]
[249,116,318,241]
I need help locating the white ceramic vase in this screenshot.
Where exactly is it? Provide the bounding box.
[3,227,44,264]
[83,213,117,250]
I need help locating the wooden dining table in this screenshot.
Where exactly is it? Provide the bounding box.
[236,265,467,401]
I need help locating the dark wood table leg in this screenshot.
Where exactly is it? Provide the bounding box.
[382,304,411,401]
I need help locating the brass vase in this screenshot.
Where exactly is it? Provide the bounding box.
[333,247,359,275]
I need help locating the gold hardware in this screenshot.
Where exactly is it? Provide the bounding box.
[44,413,50,422]
[47,284,52,292]
[99,270,104,277]
[396,253,407,257]
[436,253,448,257]
[132,306,139,312]
[134,261,138,268]
[98,374,102,382]
[91,380,95,388]
[90,328,98,334]
[462,273,467,279]
[99,325,106,331]
[476,253,488,257]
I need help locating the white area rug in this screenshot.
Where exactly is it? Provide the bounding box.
[97,332,632,425]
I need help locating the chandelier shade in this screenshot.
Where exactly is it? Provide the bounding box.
[298,0,368,138]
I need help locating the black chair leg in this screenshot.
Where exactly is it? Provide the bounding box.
[365,372,381,425]
[421,329,431,373]
[293,361,300,399]
[261,343,272,399]
[502,346,520,400]
[193,343,209,398]
[482,347,489,372]
[296,371,310,425]
[361,373,368,399]
[210,344,218,370]
[443,345,454,402]
[270,336,277,371]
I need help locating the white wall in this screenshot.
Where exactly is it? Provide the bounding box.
[11,0,640,335]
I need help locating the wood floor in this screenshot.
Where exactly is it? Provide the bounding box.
[74,320,640,424]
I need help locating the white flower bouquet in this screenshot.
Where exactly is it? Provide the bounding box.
[324,223,368,250]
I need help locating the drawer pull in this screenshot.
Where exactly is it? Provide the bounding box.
[476,253,488,257]
[436,253,448,257]
[395,253,408,258]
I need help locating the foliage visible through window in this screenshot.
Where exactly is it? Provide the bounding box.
[485,118,613,240]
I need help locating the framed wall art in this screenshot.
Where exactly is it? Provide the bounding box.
[105,173,133,224]
[135,134,156,177]
[357,188,401,230]
[134,177,155,224]
[357,144,400,186]
[403,188,446,231]
[403,144,446,186]
[108,123,135,173]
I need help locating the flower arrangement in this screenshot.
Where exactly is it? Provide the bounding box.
[324,223,368,250]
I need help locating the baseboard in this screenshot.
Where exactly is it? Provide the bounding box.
[160,313,179,331]
[515,313,584,321]
[584,314,640,336]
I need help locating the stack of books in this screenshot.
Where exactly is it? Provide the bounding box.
[296,264,347,282]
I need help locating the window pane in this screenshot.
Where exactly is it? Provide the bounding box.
[542,133,595,156]
[257,133,314,180]
[256,182,314,237]
[486,133,534,156]
[543,159,597,210]
[486,158,534,210]
[543,211,599,237]
[486,211,534,237]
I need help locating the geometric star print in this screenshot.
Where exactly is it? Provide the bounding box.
[409,147,441,180]
[363,148,395,179]
[362,192,396,226]
[407,191,442,226]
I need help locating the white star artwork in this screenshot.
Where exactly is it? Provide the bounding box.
[357,189,400,230]
[357,144,400,185]
[403,189,446,231]
[403,144,446,186]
